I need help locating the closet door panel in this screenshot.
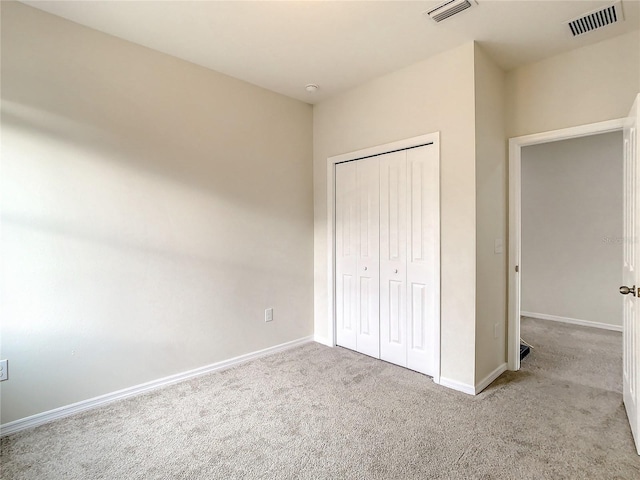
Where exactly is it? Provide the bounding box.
[356,158,380,358]
[406,146,439,376]
[379,151,407,367]
[335,162,358,350]
[335,142,439,376]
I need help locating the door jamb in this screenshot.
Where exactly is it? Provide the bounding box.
[508,119,626,371]
[326,132,441,382]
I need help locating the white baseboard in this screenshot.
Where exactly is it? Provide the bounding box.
[436,363,507,396]
[436,376,475,395]
[0,336,314,437]
[475,363,508,394]
[521,311,622,332]
[313,335,333,347]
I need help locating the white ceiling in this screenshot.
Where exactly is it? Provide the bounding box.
[20,0,640,104]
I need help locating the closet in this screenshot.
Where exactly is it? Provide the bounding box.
[335,144,439,376]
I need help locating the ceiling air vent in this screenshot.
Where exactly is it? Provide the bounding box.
[566,1,624,37]
[425,0,475,23]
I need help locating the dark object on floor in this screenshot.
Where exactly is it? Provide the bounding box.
[520,343,531,361]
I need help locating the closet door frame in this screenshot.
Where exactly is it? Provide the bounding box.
[326,132,441,383]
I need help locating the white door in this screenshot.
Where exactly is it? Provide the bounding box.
[622,93,640,455]
[335,158,380,357]
[355,158,380,358]
[406,146,440,376]
[335,161,358,351]
[380,151,408,366]
[334,141,440,376]
[379,146,440,375]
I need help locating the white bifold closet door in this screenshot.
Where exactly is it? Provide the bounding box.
[335,144,439,376]
[335,157,380,358]
[379,151,407,366]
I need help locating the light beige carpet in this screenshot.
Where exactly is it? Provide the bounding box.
[1,317,639,479]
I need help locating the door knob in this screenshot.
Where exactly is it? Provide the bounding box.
[620,285,636,296]
[394,269,398,274]
[364,266,367,271]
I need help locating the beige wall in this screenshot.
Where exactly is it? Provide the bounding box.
[473,44,507,383]
[313,43,478,386]
[0,2,313,424]
[506,30,640,138]
[521,132,623,327]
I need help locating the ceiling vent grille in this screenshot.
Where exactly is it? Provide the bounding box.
[567,1,624,37]
[425,0,474,23]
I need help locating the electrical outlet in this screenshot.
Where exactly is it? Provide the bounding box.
[265,308,273,323]
[0,359,8,382]
[494,323,499,339]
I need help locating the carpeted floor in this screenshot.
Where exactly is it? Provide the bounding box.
[1,317,639,479]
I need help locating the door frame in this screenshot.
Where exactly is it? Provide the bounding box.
[508,119,626,370]
[326,132,441,382]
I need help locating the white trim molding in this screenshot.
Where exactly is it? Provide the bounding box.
[326,132,442,383]
[437,363,507,396]
[475,363,508,394]
[0,336,314,437]
[508,118,626,371]
[313,335,333,347]
[436,377,475,395]
[521,312,623,332]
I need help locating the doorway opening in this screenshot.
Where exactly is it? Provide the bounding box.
[508,118,626,371]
